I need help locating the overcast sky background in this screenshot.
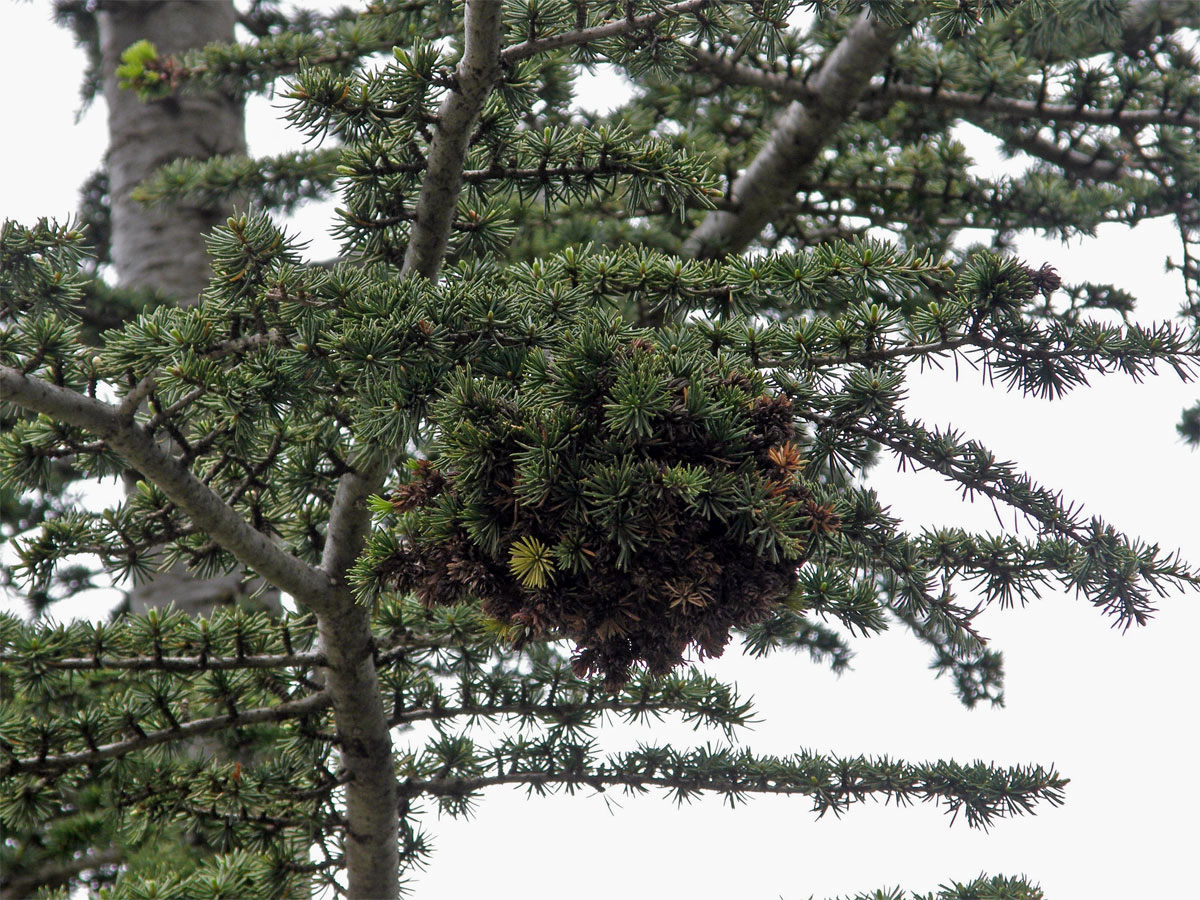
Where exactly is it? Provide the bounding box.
[1,4,1198,898]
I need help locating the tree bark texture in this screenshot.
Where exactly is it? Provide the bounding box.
[402,0,504,279]
[683,10,906,260]
[100,1,246,302]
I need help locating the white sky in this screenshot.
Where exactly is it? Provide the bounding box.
[1,4,1198,898]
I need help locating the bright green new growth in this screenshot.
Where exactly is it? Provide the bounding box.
[507,535,555,589]
[2,0,1199,897]
[113,39,170,100]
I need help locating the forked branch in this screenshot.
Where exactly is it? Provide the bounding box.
[683,10,909,259]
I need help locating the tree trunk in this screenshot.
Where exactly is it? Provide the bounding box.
[682,10,906,260]
[101,0,245,301]
[100,1,279,616]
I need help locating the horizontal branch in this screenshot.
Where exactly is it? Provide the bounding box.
[390,693,747,735]
[2,691,330,777]
[803,327,1195,371]
[970,120,1124,181]
[0,649,323,672]
[501,0,712,63]
[399,749,1067,829]
[884,83,1198,131]
[690,47,1200,130]
[803,333,975,368]
[174,800,347,833]
[0,634,452,677]
[0,366,334,611]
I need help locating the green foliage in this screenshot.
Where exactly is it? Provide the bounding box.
[364,317,842,686]
[4,0,1200,896]
[114,40,173,100]
[824,872,1045,900]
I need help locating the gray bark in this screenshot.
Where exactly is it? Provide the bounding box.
[100,2,275,616]
[314,5,510,893]
[402,0,504,279]
[101,1,246,301]
[0,370,335,609]
[682,11,908,260]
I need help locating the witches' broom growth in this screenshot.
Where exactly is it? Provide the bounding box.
[2,1,1199,897]
[366,322,841,687]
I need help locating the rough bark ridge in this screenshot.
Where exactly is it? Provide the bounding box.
[683,10,907,260]
[310,452,396,900]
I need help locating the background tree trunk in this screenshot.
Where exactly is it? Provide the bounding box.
[100,1,279,616]
[101,0,245,300]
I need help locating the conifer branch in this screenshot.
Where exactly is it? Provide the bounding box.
[1,692,330,777]
[400,743,1067,830]
[500,0,712,63]
[111,3,450,97]
[0,618,450,675]
[0,366,333,609]
[801,408,1199,625]
[402,0,505,279]
[969,120,1124,181]
[689,47,1200,130]
[683,10,910,259]
[389,683,753,736]
[906,87,1197,131]
[956,0,1199,185]
[803,324,1198,372]
[0,649,325,672]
